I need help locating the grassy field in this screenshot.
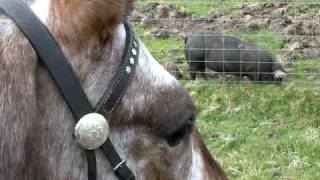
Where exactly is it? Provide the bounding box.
[184,81,320,179]
[134,1,320,179]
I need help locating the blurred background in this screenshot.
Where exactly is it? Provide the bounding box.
[130,1,320,179]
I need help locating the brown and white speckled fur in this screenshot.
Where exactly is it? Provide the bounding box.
[0,0,227,179]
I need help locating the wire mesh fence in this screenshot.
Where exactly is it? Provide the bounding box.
[130,0,320,84]
[129,2,320,179]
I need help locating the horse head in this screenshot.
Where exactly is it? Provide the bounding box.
[0,0,227,179]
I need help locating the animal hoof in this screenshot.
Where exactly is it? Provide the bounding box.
[74,113,109,150]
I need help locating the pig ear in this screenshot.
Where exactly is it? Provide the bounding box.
[274,70,287,79]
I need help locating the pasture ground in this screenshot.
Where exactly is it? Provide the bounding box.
[134,1,320,179]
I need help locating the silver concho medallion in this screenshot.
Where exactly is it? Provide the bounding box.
[74,113,109,150]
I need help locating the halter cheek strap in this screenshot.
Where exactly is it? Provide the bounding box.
[97,22,139,180]
[0,0,137,180]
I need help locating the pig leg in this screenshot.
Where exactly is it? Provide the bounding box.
[189,64,198,80]
[189,60,205,80]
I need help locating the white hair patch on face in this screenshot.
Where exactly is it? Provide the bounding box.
[114,24,126,48]
[138,42,178,87]
[188,142,205,179]
[31,0,50,24]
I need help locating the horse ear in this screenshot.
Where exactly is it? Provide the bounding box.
[50,0,134,45]
[274,70,287,79]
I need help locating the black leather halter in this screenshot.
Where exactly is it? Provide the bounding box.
[0,0,138,180]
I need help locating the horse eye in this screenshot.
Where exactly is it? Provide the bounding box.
[165,120,194,147]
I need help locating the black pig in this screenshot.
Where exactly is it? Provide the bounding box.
[185,32,287,82]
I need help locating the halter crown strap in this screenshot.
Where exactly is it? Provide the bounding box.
[0,0,136,180]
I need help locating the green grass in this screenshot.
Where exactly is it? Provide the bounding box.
[183,81,320,179]
[290,59,320,82]
[134,1,320,179]
[135,28,184,63]
[136,29,320,180]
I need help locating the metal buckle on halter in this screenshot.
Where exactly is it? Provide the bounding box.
[113,159,126,171]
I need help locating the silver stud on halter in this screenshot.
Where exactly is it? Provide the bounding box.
[125,66,132,74]
[131,49,137,56]
[126,40,138,74]
[133,40,138,48]
[74,113,109,150]
[129,57,135,65]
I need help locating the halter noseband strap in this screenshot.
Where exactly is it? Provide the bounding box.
[0,0,137,180]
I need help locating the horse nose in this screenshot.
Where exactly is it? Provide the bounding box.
[163,89,196,147]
